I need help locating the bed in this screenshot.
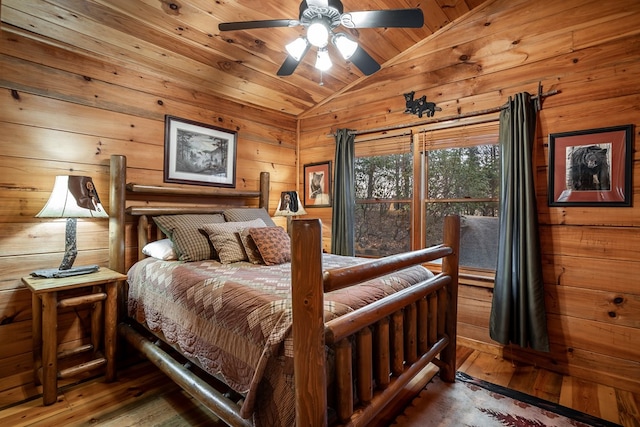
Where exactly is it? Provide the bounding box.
[108,154,460,427]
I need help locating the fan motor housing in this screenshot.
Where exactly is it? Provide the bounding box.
[299,0,344,29]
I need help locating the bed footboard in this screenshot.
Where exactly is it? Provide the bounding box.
[291,216,460,427]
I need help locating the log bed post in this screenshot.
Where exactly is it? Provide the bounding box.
[109,154,126,274]
[291,218,327,427]
[259,172,269,210]
[438,214,460,382]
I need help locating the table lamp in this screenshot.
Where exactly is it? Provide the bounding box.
[274,191,307,234]
[31,175,108,278]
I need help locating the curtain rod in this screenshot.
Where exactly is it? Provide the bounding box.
[327,88,560,138]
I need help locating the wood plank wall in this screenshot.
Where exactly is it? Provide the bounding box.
[1,0,638,403]
[0,24,297,393]
[299,0,640,392]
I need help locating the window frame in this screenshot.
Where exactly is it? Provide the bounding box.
[412,122,500,282]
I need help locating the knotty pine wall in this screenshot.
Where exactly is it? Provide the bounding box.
[299,0,640,392]
[0,27,297,393]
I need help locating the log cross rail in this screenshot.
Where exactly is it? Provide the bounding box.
[126,183,262,198]
[322,244,453,293]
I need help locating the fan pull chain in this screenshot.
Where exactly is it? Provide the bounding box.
[319,71,324,86]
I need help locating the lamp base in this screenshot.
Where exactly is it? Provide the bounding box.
[286,216,293,235]
[30,264,99,278]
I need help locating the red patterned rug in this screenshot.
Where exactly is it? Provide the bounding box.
[392,372,621,427]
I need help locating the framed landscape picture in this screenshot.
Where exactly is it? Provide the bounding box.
[164,115,237,188]
[303,161,332,207]
[548,124,633,207]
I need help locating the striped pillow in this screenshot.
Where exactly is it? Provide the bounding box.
[223,208,276,227]
[201,219,266,264]
[153,214,225,262]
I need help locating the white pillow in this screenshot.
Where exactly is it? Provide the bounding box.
[142,238,177,260]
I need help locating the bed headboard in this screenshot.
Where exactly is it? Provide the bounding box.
[108,154,270,274]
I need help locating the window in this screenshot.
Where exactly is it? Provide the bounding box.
[352,123,500,272]
[354,134,412,257]
[417,123,500,272]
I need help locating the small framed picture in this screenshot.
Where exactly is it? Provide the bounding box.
[548,124,633,207]
[164,115,237,187]
[303,161,332,207]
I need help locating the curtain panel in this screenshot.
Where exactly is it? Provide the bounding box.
[489,93,550,352]
[331,129,356,256]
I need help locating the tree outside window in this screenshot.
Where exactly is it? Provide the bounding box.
[355,153,412,257]
[353,125,500,273]
[424,144,500,271]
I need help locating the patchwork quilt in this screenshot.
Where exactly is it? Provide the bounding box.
[127,254,433,426]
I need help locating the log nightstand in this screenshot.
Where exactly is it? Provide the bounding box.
[22,267,127,405]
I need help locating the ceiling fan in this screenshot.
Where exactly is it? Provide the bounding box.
[218,0,424,77]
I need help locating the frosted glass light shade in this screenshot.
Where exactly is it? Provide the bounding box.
[334,33,358,59]
[285,37,309,61]
[307,21,329,47]
[315,48,332,71]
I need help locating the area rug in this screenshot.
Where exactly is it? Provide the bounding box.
[392,372,621,427]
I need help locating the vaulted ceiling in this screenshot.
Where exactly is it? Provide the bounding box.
[1,0,489,117]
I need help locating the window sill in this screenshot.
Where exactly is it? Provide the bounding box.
[426,264,495,289]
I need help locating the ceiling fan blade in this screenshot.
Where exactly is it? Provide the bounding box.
[277,45,310,76]
[349,46,381,76]
[342,9,424,29]
[219,19,298,31]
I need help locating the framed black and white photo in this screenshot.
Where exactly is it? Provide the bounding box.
[164,115,237,188]
[548,124,633,207]
[303,161,332,207]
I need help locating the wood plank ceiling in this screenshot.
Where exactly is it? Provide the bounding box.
[1,0,489,117]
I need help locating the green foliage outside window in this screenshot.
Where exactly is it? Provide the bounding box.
[425,145,500,251]
[354,143,500,270]
[355,153,412,256]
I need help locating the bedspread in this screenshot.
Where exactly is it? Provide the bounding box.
[127,254,434,426]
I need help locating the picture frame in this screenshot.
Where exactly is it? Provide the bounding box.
[548,124,633,207]
[164,115,237,188]
[303,161,332,207]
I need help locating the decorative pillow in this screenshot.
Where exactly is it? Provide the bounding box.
[223,208,276,227]
[141,238,177,261]
[201,219,266,264]
[249,226,291,265]
[153,214,225,262]
[239,228,264,264]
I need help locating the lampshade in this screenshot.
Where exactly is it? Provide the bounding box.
[31,175,107,278]
[274,191,307,217]
[37,175,108,219]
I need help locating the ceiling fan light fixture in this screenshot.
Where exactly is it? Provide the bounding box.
[333,33,358,59]
[307,20,329,47]
[315,48,332,71]
[285,37,309,61]
[220,0,424,77]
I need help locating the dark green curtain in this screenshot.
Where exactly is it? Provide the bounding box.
[331,128,355,256]
[489,93,550,352]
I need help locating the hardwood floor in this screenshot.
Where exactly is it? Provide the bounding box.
[456,346,640,427]
[1,346,638,426]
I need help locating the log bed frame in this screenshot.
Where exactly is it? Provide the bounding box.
[108,154,460,427]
